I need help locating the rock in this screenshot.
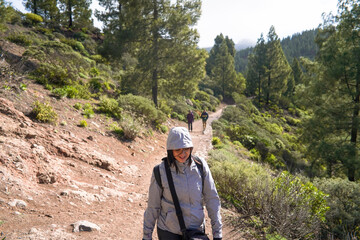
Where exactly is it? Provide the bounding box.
[8,199,27,209]
[37,172,56,184]
[71,220,100,232]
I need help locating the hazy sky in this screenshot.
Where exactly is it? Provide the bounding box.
[8,0,339,48]
[197,0,339,48]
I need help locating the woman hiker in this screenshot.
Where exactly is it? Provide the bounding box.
[142,127,222,240]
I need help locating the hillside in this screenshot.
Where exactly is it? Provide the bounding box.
[0,42,251,238]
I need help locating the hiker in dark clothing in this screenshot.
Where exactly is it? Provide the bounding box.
[186,110,194,132]
[143,127,222,240]
[200,110,209,133]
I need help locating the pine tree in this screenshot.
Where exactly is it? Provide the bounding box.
[245,34,266,104]
[301,0,360,181]
[211,41,237,99]
[97,0,205,107]
[291,57,303,85]
[24,0,40,15]
[206,33,235,76]
[264,26,291,104]
[23,0,59,25]
[58,0,92,28]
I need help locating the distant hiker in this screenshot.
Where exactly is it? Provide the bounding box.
[186,110,194,132]
[143,127,222,240]
[200,110,209,133]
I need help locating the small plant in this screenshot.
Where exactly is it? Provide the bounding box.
[32,101,58,123]
[212,137,222,146]
[19,83,27,91]
[79,119,88,127]
[2,85,10,90]
[110,122,124,137]
[82,103,94,118]
[157,124,168,134]
[73,102,83,110]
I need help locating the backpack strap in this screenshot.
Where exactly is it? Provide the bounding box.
[193,155,205,191]
[153,164,163,190]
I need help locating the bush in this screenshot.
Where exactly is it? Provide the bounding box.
[195,90,210,102]
[314,178,360,239]
[98,95,122,119]
[171,100,190,117]
[52,84,91,99]
[79,119,88,127]
[120,114,143,140]
[32,101,58,123]
[212,137,222,146]
[24,13,43,26]
[117,94,166,125]
[82,103,94,118]
[210,147,328,239]
[73,102,83,110]
[32,63,71,86]
[157,124,168,134]
[7,34,32,46]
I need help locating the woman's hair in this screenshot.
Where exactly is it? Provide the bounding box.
[167,150,192,174]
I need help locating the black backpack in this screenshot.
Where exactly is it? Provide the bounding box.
[153,156,205,191]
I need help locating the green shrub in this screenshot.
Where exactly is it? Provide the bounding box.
[20,83,27,91]
[98,96,122,119]
[82,103,94,118]
[110,122,124,137]
[171,100,190,117]
[195,90,210,102]
[24,13,43,25]
[158,100,172,115]
[79,119,88,127]
[157,124,168,134]
[73,31,88,41]
[73,102,83,110]
[210,146,328,239]
[212,137,221,146]
[61,38,88,56]
[89,67,100,77]
[120,114,143,140]
[314,178,360,239]
[32,101,58,123]
[52,84,91,99]
[90,54,106,63]
[117,94,166,125]
[7,34,32,46]
[32,63,71,86]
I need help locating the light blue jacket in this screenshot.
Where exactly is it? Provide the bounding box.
[143,157,222,239]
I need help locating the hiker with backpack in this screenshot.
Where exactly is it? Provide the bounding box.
[143,127,222,240]
[200,110,209,133]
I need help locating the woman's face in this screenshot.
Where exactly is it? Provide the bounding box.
[173,148,191,163]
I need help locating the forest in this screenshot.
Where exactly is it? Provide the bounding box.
[0,0,360,239]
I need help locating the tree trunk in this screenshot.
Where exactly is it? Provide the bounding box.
[266,74,271,105]
[151,1,159,107]
[258,72,261,105]
[68,0,73,27]
[348,65,360,181]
